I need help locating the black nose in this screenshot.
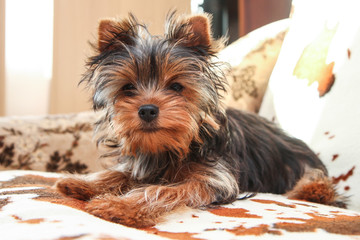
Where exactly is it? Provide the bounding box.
[138,104,159,122]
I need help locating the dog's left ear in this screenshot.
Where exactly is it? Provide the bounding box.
[166,13,225,55]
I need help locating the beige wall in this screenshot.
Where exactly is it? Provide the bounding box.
[50,0,190,114]
[0,0,5,116]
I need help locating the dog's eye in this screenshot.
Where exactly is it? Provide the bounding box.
[169,83,184,92]
[122,83,136,96]
[122,83,136,91]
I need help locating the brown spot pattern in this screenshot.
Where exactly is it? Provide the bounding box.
[11,215,56,224]
[0,175,57,188]
[227,224,282,236]
[210,207,261,218]
[145,228,203,240]
[328,135,335,139]
[20,218,46,224]
[275,213,360,235]
[332,166,356,184]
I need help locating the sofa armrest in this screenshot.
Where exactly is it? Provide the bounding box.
[0,111,102,173]
[218,19,290,112]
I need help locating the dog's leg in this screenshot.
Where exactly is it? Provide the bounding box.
[85,164,238,227]
[55,170,130,201]
[286,167,347,208]
[84,180,216,227]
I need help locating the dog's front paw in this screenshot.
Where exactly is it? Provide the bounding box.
[55,178,97,201]
[85,195,156,228]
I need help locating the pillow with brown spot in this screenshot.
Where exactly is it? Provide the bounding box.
[260,0,360,211]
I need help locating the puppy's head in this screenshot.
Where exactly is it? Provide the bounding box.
[83,12,227,158]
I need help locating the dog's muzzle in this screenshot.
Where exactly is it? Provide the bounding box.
[138,104,159,122]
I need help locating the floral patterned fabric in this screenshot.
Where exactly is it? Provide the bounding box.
[219,19,289,113]
[0,112,102,173]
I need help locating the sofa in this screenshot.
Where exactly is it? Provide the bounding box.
[1,0,360,239]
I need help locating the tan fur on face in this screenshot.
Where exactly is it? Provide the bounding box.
[113,88,201,157]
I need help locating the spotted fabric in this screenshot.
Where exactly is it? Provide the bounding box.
[0,170,359,239]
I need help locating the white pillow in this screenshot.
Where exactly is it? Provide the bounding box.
[260,0,360,210]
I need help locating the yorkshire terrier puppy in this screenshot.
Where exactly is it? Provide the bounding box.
[55,12,346,228]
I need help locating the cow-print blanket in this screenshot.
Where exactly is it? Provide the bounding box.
[0,170,359,239]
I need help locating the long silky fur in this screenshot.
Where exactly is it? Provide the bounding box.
[55,12,346,228]
[81,12,328,195]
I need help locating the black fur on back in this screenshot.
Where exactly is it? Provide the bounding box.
[196,108,327,197]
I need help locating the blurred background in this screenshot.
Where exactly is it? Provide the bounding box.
[0,0,291,116]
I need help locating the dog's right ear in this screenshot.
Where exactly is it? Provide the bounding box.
[97,16,138,52]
